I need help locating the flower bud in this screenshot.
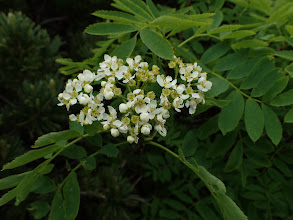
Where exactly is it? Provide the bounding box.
[101,81,107,87]
[140,112,149,122]
[127,136,135,144]
[141,125,151,135]
[103,124,110,130]
[84,84,93,93]
[119,103,128,113]
[111,128,119,137]
[104,90,114,100]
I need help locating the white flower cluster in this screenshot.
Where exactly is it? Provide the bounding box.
[58,54,212,143]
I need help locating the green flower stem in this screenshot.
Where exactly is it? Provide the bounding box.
[179,34,222,47]
[210,71,263,104]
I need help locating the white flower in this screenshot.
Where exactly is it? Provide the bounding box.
[104,87,114,100]
[157,75,177,89]
[84,84,93,93]
[141,124,151,135]
[173,97,184,112]
[185,98,198,114]
[111,128,119,137]
[69,114,77,121]
[140,112,149,123]
[154,124,167,137]
[119,103,128,113]
[197,80,212,92]
[78,93,91,105]
[127,136,135,144]
[176,84,186,94]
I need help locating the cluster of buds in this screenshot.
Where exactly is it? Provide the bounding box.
[58,55,212,143]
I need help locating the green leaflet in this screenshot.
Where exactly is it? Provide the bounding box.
[227,58,258,80]
[213,51,248,72]
[146,0,160,18]
[113,0,153,21]
[60,145,87,159]
[200,41,230,64]
[49,190,65,220]
[84,22,138,35]
[182,129,198,157]
[112,36,137,59]
[33,130,80,148]
[0,171,31,190]
[208,24,242,34]
[198,166,226,193]
[69,121,84,135]
[285,63,293,77]
[262,105,282,145]
[98,144,119,157]
[81,157,96,171]
[284,108,293,123]
[224,142,243,172]
[140,27,173,60]
[198,114,219,140]
[207,11,223,31]
[214,193,248,220]
[270,89,293,106]
[2,144,62,170]
[92,10,144,24]
[221,30,256,40]
[63,172,80,220]
[286,24,293,36]
[151,14,212,29]
[245,99,264,142]
[29,200,51,219]
[218,91,244,135]
[251,70,283,97]
[275,50,293,61]
[205,76,230,98]
[241,57,275,90]
[262,76,289,102]
[232,39,268,49]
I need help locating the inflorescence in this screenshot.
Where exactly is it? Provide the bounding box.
[57,55,212,143]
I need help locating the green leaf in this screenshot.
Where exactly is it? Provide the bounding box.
[245,99,264,142]
[2,144,62,170]
[225,142,243,172]
[60,145,87,159]
[81,157,96,171]
[85,22,138,35]
[251,70,283,97]
[198,166,226,193]
[49,190,65,220]
[208,11,223,31]
[182,129,198,157]
[270,89,293,106]
[140,27,173,60]
[28,200,50,219]
[86,133,103,147]
[84,121,103,136]
[221,30,256,40]
[218,91,244,134]
[198,114,219,140]
[98,144,119,157]
[245,150,271,167]
[112,36,136,59]
[275,50,293,61]
[159,209,181,219]
[146,0,160,18]
[114,0,153,21]
[213,51,248,72]
[241,57,275,90]
[286,24,293,36]
[69,121,84,135]
[214,193,248,220]
[151,14,212,29]
[207,131,237,158]
[206,76,230,98]
[63,172,80,220]
[92,10,144,24]
[227,58,258,80]
[32,175,56,194]
[263,76,289,102]
[0,171,31,190]
[232,40,268,49]
[208,24,242,34]
[200,41,230,64]
[262,105,282,145]
[33,130,80,148]
[284,108,293,123]
[285,63,293,77]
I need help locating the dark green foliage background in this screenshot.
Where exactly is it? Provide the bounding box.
[0,0,293,219]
